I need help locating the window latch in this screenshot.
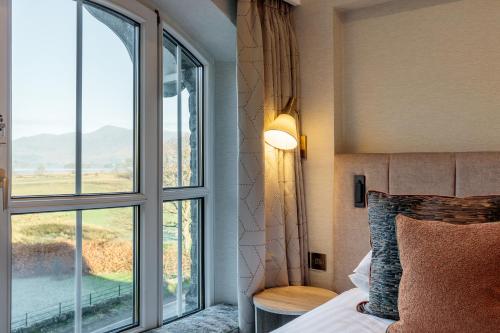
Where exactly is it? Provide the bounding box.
[0,168,8,211]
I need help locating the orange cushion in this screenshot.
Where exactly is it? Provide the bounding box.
[387,215,500,333]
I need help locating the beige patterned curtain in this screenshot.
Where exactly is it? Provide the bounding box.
[237,0,308,331]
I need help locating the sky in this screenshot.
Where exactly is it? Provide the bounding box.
[12,0,189,140]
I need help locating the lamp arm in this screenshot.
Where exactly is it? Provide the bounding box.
[282,96,297,115]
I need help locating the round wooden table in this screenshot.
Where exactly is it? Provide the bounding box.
[253,286,337,332]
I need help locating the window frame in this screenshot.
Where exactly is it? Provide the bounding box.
[161,198,204,322]
[0,0,162,332]
[0,0,215,332]
[162,33,205,190]
[159,26,213,324]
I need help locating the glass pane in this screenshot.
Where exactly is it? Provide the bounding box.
[11,0,76,196]
[180,53,201,187]
[162,37,179,188]
[82,3,138,194]
[162,201,179,321]
[181,199,200,313]
[163,199,201,321]
[11,208,137,333]
[163,36,202,188]
[82,207,136,332]
[11,212,76,332]
[11,1,138,197]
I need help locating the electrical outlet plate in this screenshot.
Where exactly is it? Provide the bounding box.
[309,252,327,271]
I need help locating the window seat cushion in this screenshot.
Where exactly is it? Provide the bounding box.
[149,304,239,333]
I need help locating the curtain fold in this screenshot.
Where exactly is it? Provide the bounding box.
[237,0,308,331]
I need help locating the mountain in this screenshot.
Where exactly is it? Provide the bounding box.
[13,126,178,172]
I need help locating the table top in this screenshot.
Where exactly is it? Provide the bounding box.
[253,286,337,316]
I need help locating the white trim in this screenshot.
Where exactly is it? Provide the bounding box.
[176,199,183,316]
[9,193,147,214]
[203,62,216,308]
[160,17,213,68]
[156,13,165,326]
[162,188,209,201]
[174,41,184,317]
[285,0,301,5]
[75,3,83,330]
[175,45,183,188]
[0,0,12,331]
[90,0,149,24]
[118,0,161,329]
[75,211,83,333]
[93,0,161,330]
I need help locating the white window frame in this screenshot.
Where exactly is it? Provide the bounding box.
[158,17,215,320]
[1,0,159,330]
[0,0,214,332]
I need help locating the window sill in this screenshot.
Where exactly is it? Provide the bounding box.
[145,304,238,333]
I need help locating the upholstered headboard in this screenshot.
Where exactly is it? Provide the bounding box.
[333,152,500,292]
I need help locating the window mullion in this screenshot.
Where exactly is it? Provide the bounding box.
[9,193,147,214]
[175,45,184,318]
[0,0,11,330]
[75,1,83,332]
[176,47,183,189]
[176,201,183,316]
[75,210,83,333]
[162,188,208,202]
[76,2,83,195]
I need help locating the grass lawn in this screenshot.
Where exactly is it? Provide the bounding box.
[12,273,133,317]
[12,172,133,197]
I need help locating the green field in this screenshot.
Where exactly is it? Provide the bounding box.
[12,172,133,197]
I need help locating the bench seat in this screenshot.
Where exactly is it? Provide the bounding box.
[149,304,238,333]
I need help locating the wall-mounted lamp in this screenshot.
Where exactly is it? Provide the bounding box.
[264,97,298,150]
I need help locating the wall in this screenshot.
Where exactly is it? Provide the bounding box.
[341,0,500,153]
[213,61,238,304]
[294,0,500,292]
[211,0,236,24]
[293,0,336,290]
[141,0,236,62]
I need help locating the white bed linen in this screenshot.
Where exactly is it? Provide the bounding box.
[272,288,394,333]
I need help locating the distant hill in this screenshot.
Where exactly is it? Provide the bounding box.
[13,125,178,172]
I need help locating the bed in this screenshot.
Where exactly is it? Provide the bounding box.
[273,288,393,332]
[272,152,500,332]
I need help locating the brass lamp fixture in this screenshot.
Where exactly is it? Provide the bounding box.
[264,97,299,150]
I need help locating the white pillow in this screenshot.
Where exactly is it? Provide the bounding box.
[349,250,372,294]
[349,273,369,294]
[353,250,371,276]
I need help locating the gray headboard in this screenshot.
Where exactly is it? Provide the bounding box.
[333,152,500,293]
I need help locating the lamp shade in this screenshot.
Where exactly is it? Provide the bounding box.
[264,113,298,150]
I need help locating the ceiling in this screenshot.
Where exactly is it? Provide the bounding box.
[149,0,236,62]
[145,0,398,62]
[333,0,396,11]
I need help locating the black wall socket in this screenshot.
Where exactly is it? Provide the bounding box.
[309,252,327,271]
